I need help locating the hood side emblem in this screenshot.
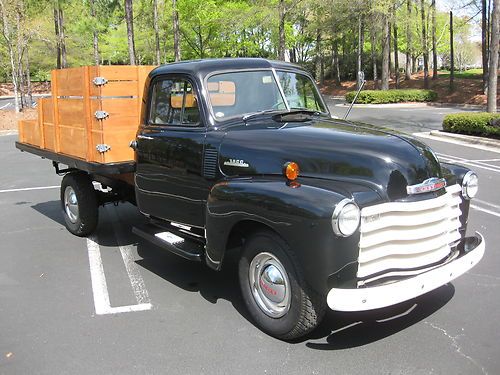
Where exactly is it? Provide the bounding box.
[406,177,447,195]
[224,158,249,168]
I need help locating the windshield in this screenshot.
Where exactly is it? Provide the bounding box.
[206,70,327,120]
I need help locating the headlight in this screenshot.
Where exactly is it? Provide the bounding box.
[332,199,361,237]
[462,171,478,200]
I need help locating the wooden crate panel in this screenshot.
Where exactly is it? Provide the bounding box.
[90,98,140,131]
[53,67,85,97]
[91,65,139,81]
[90,80,139,98]
[90,129,136,163]
[41,98,54,123]
[19,120,41,147]
[59,126,87,159]
[57,99,86,128]
[43,123,56,151]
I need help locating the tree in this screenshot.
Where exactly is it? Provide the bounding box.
[405,0,412,80]
[431,0,437,79]
[449,11,454,90]
[487,0,499,112]
[172,0,180,61]
[482,0,489,93]
[124,0,136,65]
[420,0,429,89]
[53,1,67,68]
[89,0,99,65]
[381,12,390,90]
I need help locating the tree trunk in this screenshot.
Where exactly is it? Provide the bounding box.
[333,39,341,85]
[421,0,429,89]
[482,0,489,93]
[0,0,20,112]
[124,0,136,65]
[16,10,25,110]
[371,24,378,89]
[58,7,67,68]
[153,0,160,65]
[53,5,61,69]
[487,0,499,112]
[278,0,286,60]
[394,23,400,88]
[449,11,454,90]
[381,14,390,90]
[406,0,412,80]
[356,15,364,89]
[172,0,181,61]
[90,0,99,65]
[431,0,438,79]
[25,49,32,107]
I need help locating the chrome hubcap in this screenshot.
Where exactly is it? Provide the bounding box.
[249,252,291,318]
[64,186,79,224]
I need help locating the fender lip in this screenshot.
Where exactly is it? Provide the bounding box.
[327,232,485,312]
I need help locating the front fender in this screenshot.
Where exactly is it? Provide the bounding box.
[205,176,380,294]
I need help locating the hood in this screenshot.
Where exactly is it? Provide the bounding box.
[218,117,442,201]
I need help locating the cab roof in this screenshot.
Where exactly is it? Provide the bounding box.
[149,58,309,80]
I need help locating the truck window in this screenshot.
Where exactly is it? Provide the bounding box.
[149,78,200,126]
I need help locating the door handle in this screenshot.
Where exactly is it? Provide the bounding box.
[137,135,154,140]
[129,140,138,150]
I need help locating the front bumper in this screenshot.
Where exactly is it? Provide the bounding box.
[327,232,485,312]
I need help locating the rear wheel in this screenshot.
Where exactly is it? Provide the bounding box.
[239,230,326,340]
[60,173,98,236]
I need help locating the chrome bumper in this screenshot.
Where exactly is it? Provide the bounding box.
[327,232,485,312]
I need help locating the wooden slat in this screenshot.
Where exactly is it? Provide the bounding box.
[43,124,56,151]
[90,80,139,98]
[59,125,87,159]
[41,98,54,123]
[138,66,156,103]
[51,70,61,152]
[18,120,41,147]
[90,98,140,131]
[96,65,139,81]
[102,128,137,163]
[37,98,45,149]
[57,99,86,128]
[83,66,93,161]
[54,67,85,97]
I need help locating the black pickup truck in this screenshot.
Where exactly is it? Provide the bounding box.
[16,58,485,340]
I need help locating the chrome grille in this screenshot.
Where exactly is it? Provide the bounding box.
[357,184,463,286]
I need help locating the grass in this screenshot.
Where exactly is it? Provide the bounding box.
[438,68,483,79]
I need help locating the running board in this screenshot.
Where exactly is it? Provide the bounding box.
[132,225,203,262]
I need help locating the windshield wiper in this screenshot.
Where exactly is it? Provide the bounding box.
[242,109,286,123]
[272,109,320,122]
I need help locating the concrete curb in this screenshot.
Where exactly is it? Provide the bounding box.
[429,130,500,149]
[0,130,18,136]
[426,102,487,110]
[0,94,49,100]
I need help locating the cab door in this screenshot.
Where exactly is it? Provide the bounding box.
[135,75,207,228]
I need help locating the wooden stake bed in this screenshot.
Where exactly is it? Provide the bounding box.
[18,65,156,165]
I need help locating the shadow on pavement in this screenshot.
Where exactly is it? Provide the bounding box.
[32,202,456,348]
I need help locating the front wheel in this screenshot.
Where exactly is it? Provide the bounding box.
[238,230,326,340]
[60,173,98,237]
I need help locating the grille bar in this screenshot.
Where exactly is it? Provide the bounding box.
[357,184,463,283]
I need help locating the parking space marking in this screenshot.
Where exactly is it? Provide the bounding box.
[86,234,151,315]
[0,185,59,194]
[0,103,11,110]
[436,153,500,174]
[414,132,500,154]
[108,207,151,305]
[471,205,500,218]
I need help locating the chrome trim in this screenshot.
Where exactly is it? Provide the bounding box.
[64,186,79,224]
[271,68,290,111]
[461,171,478,200]
[331,199,360,237]
[406,177,446,195]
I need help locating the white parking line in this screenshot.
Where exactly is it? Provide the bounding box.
[0,103,11,110]
[0,185,59,193]
[437,153,500,173]
[107,207,151,305]
[414,132,500,154]
[86,234,151,315]
[471,205,500,218]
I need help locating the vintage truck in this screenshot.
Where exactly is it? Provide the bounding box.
[16,58,485,340]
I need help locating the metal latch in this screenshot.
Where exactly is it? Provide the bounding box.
[96,144,111,153]
[95,110,109,120]
[92,76,108,86]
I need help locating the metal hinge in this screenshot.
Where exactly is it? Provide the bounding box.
[96,144,111,153]
[95,110,109,120]
[92,76,108,86]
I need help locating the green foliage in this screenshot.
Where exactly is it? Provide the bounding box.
[345,89,438,104]
[442,113,500,138]
[438,69,483,79]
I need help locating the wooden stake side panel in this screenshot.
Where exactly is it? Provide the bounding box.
[18,120,41,147]
[20,65,157,164]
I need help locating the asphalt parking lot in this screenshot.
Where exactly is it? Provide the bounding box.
[1,107,499,374]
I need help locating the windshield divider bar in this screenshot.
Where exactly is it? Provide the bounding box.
[271,68,290,111]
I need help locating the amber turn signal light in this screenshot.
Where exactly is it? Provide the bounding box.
[284,162,300,181]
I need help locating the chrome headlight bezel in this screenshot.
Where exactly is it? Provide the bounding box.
[462,171,478,200]
[332,199,361,237]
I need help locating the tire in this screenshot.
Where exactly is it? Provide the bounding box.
[239,230,326,340]
[60,172,98,237]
